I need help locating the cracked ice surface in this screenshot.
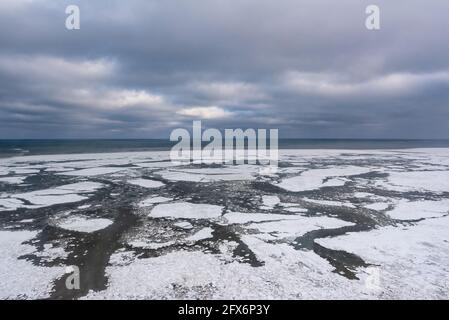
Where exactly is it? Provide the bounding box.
[1,148,449,299]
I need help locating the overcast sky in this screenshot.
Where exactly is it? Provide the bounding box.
[0,0,448,139]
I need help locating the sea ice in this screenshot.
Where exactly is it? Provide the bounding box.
[380,170,449,193]
[150,202,223,220]
[10,182,103,208]
[316,216,449,299]
[59,167,125,177]
[302,198,356,208]
[174,221,194,229]
[84,237,370,299]
[54,215,113,233]
[386,199,449,220]
[222,212,304,224]
[0,198,25,211]
[246,216,354,239]
[155,166,257,182]
[364,203,390,211]
[276,166,372,192]
[0,230,64,299]
[138,196,172,207]
[261,195,280,209]
[0,176,26,184]
[128,179,165,189]
[186,227,214,242]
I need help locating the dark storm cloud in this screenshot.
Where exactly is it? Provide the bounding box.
[0,0,448,138]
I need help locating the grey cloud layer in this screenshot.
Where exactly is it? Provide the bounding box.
[1,0,448,138]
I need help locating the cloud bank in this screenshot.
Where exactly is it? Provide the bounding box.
[0,0,448,138]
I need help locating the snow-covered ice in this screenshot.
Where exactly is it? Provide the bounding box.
[222,212,304,224]
[276,166,372,192]
[54,215,113,233]
[0,176,26,184]
[1,182,104,210]
[380,171,449,193]
[150,202,223,220]
[316,216,449,299]
[386,199,449,220]
[261,195,280,209]
[173,221,194,229]
[128,179,165,189]
[59,167,125,177]
[246,216,354,239]
[186,227,214,242]
[1,148,449,299]
[0,230,64,299]
[138,196,172,207]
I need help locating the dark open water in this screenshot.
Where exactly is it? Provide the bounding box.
[1,139,449,158]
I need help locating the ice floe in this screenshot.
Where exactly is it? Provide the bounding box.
[84,236,374,299]
[380,170,449,193]
[5,182,104,209]
[0,176,26,184]
[316,216,449,299]
[32,243,69,263]
[53,214,113,233]
[9,168,40,175]
[128,179,165,189]
[129,240,175,250]
[302,197,356,208]
[0,230,64,299]
[261,195,280,208]
[364,203,390,211]
[246,216,354,239]
[150,202,223,220]
[138,196,172,207]
[276,166,372,192]
[155,166,257,182]
[0,198,25,211]
[2,148,449,299]
[222,212,304,224]
[186,227,214,242]
[174,221,194,229]
[386,199,449,220]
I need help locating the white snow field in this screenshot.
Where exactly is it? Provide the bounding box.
[0,148,449,299]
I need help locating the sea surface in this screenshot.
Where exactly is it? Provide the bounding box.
[1,139,449,158]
